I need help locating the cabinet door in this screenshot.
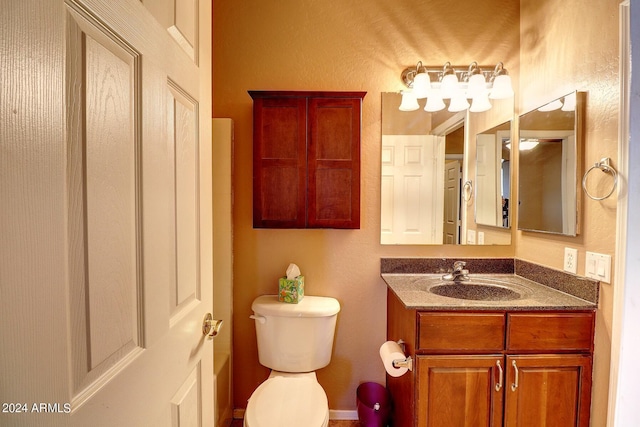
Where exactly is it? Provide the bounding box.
[504,355,592,427]
[307,97,361,228]
[417,356,504,427]
[252,97,307,227]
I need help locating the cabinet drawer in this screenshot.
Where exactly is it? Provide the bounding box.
[507,312,595,352]
[418,313,505,352]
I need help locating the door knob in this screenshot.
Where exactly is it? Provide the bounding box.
[202,313,223,338]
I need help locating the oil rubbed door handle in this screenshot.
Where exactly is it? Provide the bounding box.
[495,360,504,392]
[511,360,519,391]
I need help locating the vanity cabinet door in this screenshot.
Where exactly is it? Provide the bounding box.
[504,355,592,427]
[416,355,504,427]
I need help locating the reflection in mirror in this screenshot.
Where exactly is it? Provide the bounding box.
[475,121,511,228]
[380,92,513,245]
[517,91,585,236]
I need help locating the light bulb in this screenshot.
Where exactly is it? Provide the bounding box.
[489,75,514,99]
[412,73,430,99]
[424,89,446,112]
[398,91,419,111]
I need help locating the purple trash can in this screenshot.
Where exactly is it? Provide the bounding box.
[356,382,391,427]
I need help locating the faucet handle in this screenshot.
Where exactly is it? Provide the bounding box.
[453,260,466,270]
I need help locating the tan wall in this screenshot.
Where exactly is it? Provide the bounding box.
[213,0,616,422]
[213,0,519,411]
[517,0,620,425]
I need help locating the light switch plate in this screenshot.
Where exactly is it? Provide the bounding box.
[467,230,476,245]
[585,251,611,284]
[564,247,578,274]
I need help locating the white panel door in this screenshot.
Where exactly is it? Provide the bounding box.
[1,1,214,426]
[476,133,500,226]
[381,135,444,244]
[443,160,461,244]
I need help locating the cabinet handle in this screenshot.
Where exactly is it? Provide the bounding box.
[511,360,519,391]
[495,360,503,392]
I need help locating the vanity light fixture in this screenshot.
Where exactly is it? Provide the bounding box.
[399,61,514,113]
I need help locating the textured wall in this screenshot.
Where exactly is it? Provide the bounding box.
[518,0,620,425]
[214,0,527,415]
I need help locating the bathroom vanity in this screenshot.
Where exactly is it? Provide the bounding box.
[382,258,598,427]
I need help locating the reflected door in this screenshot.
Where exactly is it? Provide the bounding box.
[443,160,461,244]
[381,135,445,244]
[476,133,501,226]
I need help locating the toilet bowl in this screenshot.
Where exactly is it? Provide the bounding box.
[243,372,329,427]
[246,295,340,427]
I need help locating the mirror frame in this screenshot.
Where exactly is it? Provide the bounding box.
[517,91,586,236]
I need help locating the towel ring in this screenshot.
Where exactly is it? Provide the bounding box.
[462,180,473,202]
[582,157,618,201]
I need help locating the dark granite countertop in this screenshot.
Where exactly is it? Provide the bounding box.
[382,273,597,311]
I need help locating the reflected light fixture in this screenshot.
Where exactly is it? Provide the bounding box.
[561,92,576,111]
[399,61,514,113]
[537,99,563,112]
[537,92,577,112]
[518,139,539,151]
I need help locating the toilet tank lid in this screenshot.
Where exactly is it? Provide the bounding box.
[252,295,340,318]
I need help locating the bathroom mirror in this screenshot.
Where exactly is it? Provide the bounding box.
[380,92,513,245]
[475,121,511,228]
[517,91,585,236]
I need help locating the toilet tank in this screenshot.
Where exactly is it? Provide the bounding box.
[251,295,340,372]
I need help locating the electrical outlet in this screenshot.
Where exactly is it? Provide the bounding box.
[564,247,578,274]
[478,232,485,245]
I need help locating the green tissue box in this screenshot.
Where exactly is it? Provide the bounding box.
[278,276,304,303]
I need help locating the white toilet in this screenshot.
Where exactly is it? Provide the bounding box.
[244,295,341,427]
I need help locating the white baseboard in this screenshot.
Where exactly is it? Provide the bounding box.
[329,410,359,420]
[233,408,359,421]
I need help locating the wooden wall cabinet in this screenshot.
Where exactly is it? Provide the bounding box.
[387,290,595,427]
[249,91,366,229]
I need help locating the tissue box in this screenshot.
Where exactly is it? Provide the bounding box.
[278,276,304,303]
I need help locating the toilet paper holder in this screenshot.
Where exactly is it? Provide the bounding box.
[391,340,413,371]
[392,356,413,371]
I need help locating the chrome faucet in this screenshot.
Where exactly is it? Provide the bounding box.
[442,261,470,281]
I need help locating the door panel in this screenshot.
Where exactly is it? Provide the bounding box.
[66,4,144,398]
[144,0,199,63]
[169,82,201,320]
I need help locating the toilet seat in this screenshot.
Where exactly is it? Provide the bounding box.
[244,375,329,427]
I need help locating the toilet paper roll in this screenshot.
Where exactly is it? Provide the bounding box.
[379,341,409,377]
